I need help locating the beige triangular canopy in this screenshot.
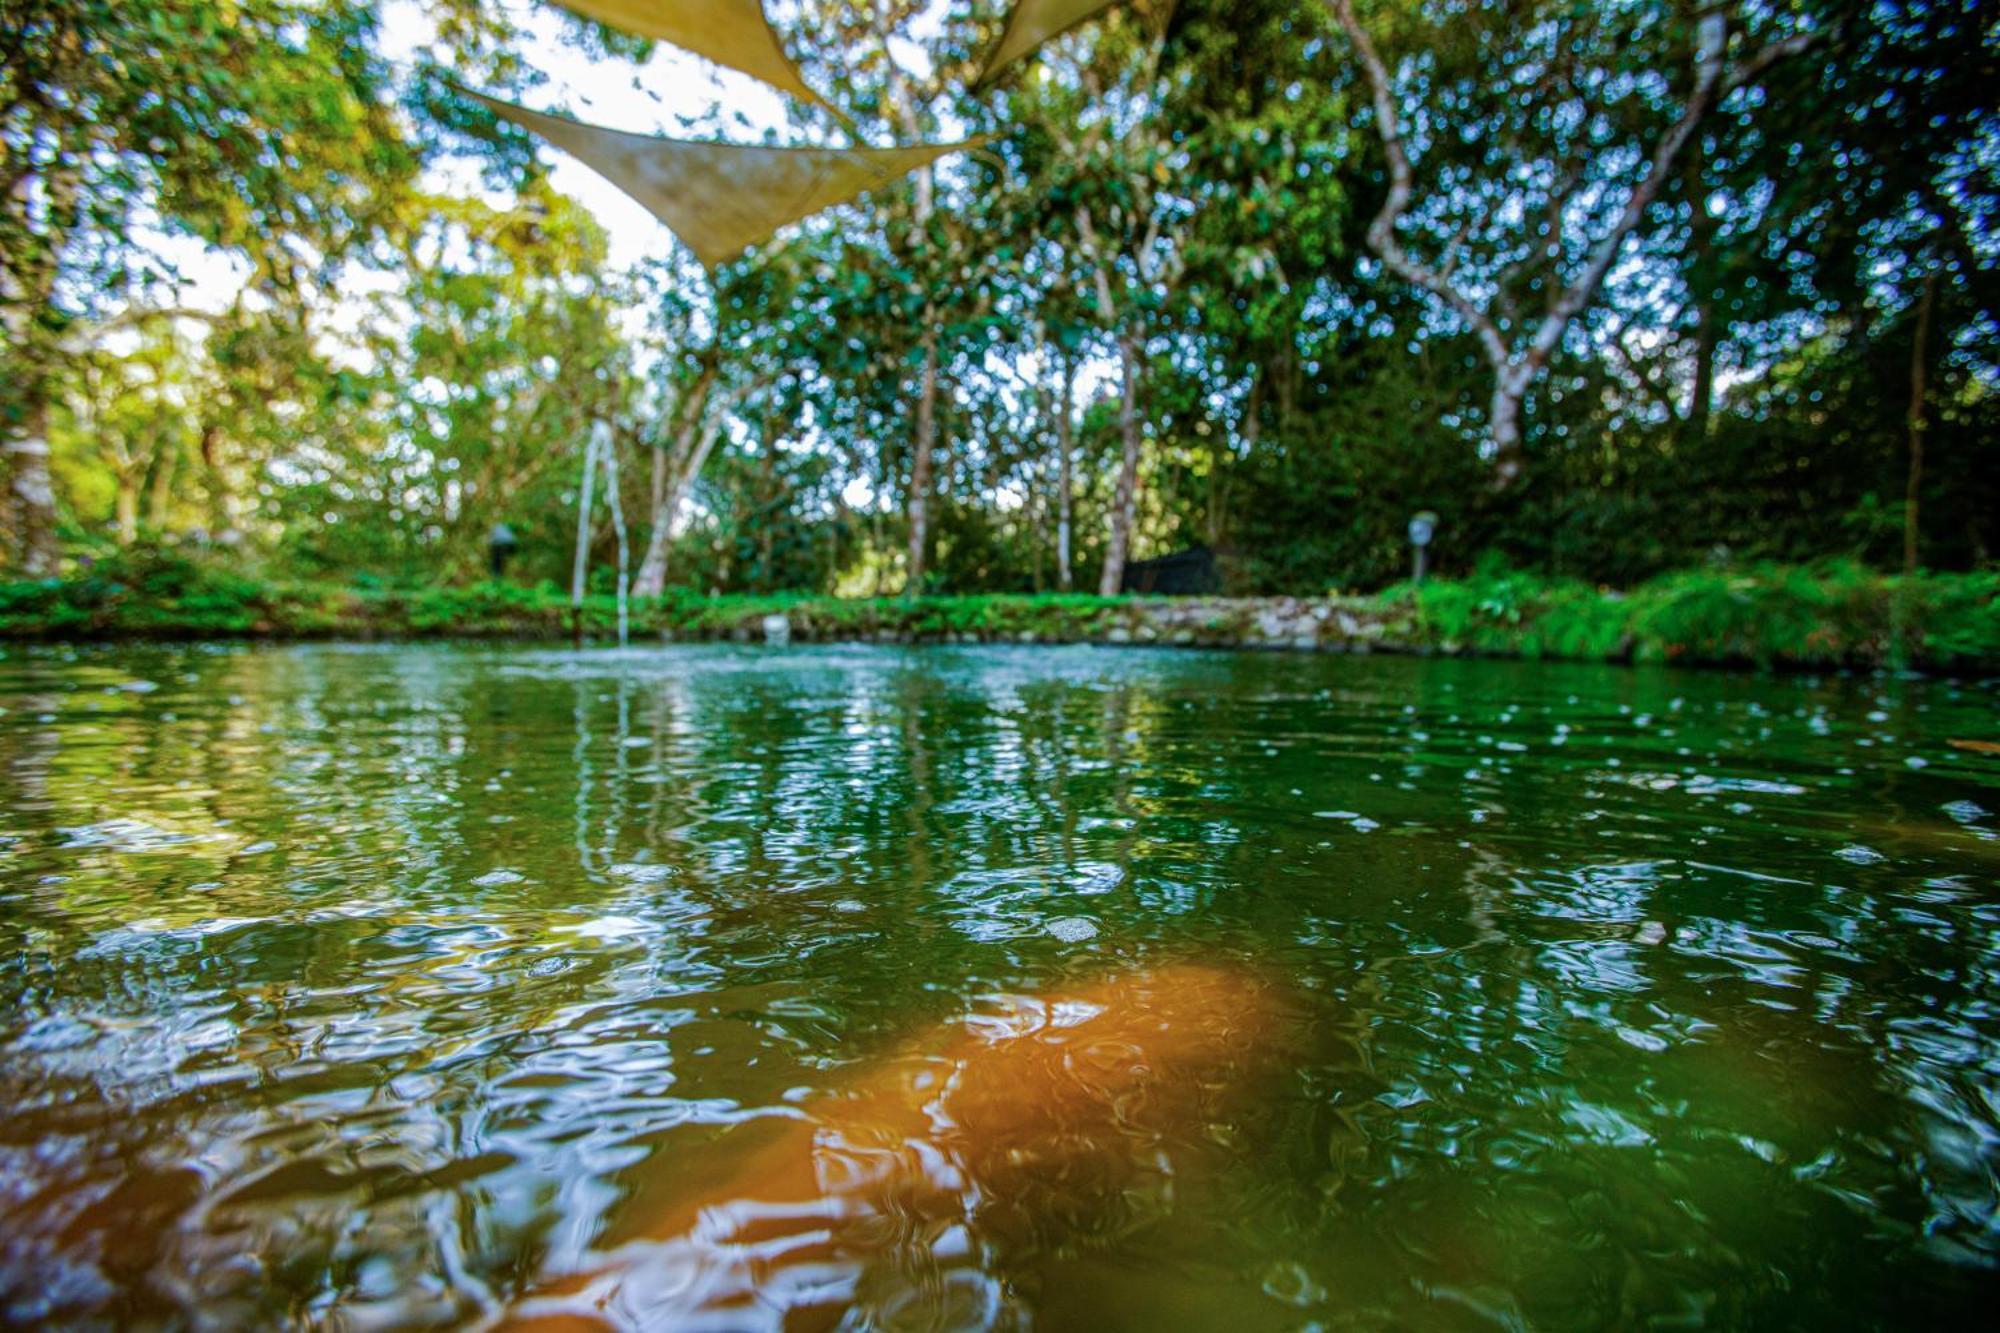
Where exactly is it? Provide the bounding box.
[554,1,833,113]
[974,0,1125,88]
[474,91,976,268]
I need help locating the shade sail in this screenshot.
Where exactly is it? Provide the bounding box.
[474,91,977,268]
[974,0,1124,88]
[553,1,833,112]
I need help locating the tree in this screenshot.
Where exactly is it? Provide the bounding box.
[0,0,543,573]
[991,10,1196,594]
[1327,0,1824,486]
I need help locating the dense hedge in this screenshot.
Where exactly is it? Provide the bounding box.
[1406,562,2000,672]
[1,553,1994,672]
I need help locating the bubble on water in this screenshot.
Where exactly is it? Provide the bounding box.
[1941,800,1988,825]
[832,899,867,913]
[471,869,525,887]
[239,841,277,856]
[1832,844,1888,867]
[114,680,160,694]
[1905,756,1928,770]
[1044,916,1099,943]
[1315,811,1362,821]
[608,863,674,884]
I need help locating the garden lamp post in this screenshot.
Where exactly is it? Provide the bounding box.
[1408,511,1438,584]
[488,523,518,579]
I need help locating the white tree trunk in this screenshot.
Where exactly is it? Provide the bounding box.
[4,396,58,575]
[906,324,938,593]
[1055,358,1075,592]
[632,410,725,599]
[1099,333,1143,597]
[571,429,599,611]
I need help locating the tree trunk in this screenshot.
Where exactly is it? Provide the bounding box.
[905,323,938,594]
[3,158,71,577]
[571,429,599,611]
[197,422,232,536]
[1904,273,1936,576]
[1099,332,1143,597]
[1686,144,1719,442]
[757,426,777,590]
[875,9,940,599]
[114,469,141,545]
[633,409,725,600]
[1688,301,1717,442]
[4,390,58,575]
[145,441,178,530]
[1488,377,1526,490]
[632,359,723,599]
[632,510,673,601]
[1028,484,1045,592]
[1055,357,1075,592]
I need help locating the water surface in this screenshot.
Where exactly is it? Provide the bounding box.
[1,643,1995,1328]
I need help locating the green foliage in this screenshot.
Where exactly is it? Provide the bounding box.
[5,0,1995,606]
[4,555,1995,673]
[1411,567,1635,661]
[1410,561,2000,670]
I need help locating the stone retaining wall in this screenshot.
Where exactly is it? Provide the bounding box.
[680,596,1422,654]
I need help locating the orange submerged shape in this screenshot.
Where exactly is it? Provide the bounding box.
[499,963,1288,1330]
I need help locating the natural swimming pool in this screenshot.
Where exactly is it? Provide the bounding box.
[0,643,1994,1328]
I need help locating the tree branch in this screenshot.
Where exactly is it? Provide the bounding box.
[1724,29,1825,95]
[1516,13,1729,382]
[1328,0,1511,372]
[1074,205,1121,327]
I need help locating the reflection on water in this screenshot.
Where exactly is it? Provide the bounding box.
[0,643,1995,1328]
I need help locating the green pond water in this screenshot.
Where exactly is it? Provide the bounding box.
[0,643,1996,1330]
